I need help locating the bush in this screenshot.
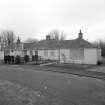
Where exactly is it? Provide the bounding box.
[97,61,101,66]
[32,55,35,61]
[15,55,21,64]
[24,55,29,62]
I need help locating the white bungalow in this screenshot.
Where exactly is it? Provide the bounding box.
[33,30,101,65]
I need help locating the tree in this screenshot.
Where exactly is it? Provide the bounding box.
[60,31,66,40]
[92,39,105,57]
[0,30,16,47]
[24,38,38,43]
[49,29,66,62]
[49,29,66,41]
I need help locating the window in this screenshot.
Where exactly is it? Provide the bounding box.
[24,50,27,55]
[70,49,84,60]
[44,50,48,56]
[30,50,33,56]
[35,51,38,55]
[50,51,54,56]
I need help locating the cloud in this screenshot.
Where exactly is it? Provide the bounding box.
[0,0,105,41]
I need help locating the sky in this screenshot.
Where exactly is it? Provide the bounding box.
[0,0,105,41]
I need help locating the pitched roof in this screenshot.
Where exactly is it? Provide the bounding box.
[32,40,60,50]
[32,38,96,50]
[23,43,34,50]
[60,38,95,49]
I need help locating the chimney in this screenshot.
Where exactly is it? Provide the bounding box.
[78,29,83,39]
[46,35,51,40]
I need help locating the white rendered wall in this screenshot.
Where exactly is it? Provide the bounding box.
[97,48,102,61]
[48,50,59,60]
[0,51,4,60]
[27,51,30,56]
[38,50,45,60]
[38,50,59,60]
[60,49,84,64]
[84,48,97,64]
[15,51,23,57]
[37,48,99,64]
[10,51,15,56]
[60,49,70,63]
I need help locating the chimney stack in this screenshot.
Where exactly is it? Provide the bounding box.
[46,35,51,40]
[78,29,83,39]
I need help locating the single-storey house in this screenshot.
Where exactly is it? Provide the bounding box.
[32,30,101,64]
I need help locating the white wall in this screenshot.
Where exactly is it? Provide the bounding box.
[38,50,45,59]
[60,49,84,64]
[0,51,4,60]
[10,51,15,56]
[15,51,23,57]
[84,48,97,64]
[48,50,59,60]
[60,48,99,64]
[27,51,30,56]
[37,48,99,64]
[60,49,70,63]
[97,48,101,61]
[38,50,59,60]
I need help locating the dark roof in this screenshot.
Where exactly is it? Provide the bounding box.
[60,38,95,49]
[4,38,96,50]
[32,40,59,50]
[32,38,96,50]
[23,43,34,50]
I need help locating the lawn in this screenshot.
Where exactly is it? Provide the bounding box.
[0,65,105,105]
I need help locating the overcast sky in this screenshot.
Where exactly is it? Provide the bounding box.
[0,0,105,41]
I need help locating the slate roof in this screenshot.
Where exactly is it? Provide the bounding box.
[23,43,34,50]
[4,34,96,51]
[31,40,59,50]
[32,37,96,50]
[60,38,95,49]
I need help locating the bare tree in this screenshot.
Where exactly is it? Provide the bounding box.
[0,30,16,47]
[92,39,105,57]
[60,31,66,40]
[49,29,66,62]
[49,29,66,40]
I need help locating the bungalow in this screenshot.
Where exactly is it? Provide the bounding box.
[32,30,101,64]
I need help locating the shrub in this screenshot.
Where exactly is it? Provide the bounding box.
[24,55,29,62]
[97,61,101,66]
[32,55,35,61]
[15,55,21,64]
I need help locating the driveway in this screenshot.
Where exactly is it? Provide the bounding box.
[0,65,105,105]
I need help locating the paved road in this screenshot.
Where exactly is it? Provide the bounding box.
[0,65,105,105]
